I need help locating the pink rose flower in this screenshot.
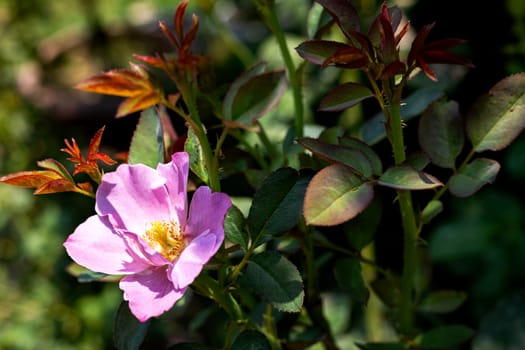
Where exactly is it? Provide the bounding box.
[64,152,231,322]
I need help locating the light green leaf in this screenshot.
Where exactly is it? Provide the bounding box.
[128,107,164,168]
[241,251,304,312]
[421,200,443,224]
[378,165,443,190]
[418,100,464,168]
[184,126,208,184]
[304,163,374,226]
[448,158,500,197]
[467,73,525,152]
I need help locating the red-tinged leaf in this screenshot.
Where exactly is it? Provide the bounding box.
[295,40,351,66]
[315,0,361,40]
[378,12,396,63]
[87,127,104,160]
[408,22,435,65]
[318,82,374,112]
[76,182,94,194]
[395,20,410,47]
[34,178,77,195]
[174,0,189,46]
[0,170,62,188]
[388,5,403,33]
[421,50,473,67]
[416,57,438,82]
[182,14,199,52]
[116,91,162,118]
[423,38,467,51]
[133,54,166,68]
[380,61,406,79]
[378,165,443,190]
[75,69,150,97]
[322,47,368,69]
[61,138,84,163]
[36,159,74,182]
[304,163,374,226]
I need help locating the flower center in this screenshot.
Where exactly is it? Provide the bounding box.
[143,220,186,261]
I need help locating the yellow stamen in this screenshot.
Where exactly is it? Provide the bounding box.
[143,219,186,261]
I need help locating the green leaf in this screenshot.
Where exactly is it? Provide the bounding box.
[304,163,374,226]
[448,158,500,197]
[319,82,374,112]
[224,205,249,250]
[421,200,443,224]
[113,301,150,350]
[467,73,525,152]
[241,251,304,312]
[184,126,208,184]
[128,107,164,168]
[167,343,212,350]
[248,168,312,238]
[418,100,464,168]
[223,63,287,127]
[339,136,383,176]
[334,257,369,304]
[418,290,467,314]
[295,40,351,65]
[378,165,443,190]
[370,277,401,308]
[36,159,74,182]
[231,330,272,350]
[298,137,375,177]
[416,325,474,349]
[360,87,444,145]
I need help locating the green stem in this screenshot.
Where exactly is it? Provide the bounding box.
[257,1,304,138]
[388,92,418,336]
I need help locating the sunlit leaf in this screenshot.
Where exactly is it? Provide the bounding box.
[128,107,164,168]
[113,301,150,350]
[304,163,374,226]
[184,126,208,184]
[116,91,162,118]
[37,158,74,182]
[34,178,77,195]
[298,137,375,177]
[448,158,500,197]
[467,73,525,152]
[418,100,464,169]
[0,170,62,189]
[241,251,304,312]
[378,165,443,190]
[318,82,373,112]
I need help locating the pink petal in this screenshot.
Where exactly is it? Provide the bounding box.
[96,163,172,233]
[185,186,231,249]
[64,216,150,274]
[169,233,218,290]
[120,267,185,322]
[156,152,189,227]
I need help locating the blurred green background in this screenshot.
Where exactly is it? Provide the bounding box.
[0,0,524,349]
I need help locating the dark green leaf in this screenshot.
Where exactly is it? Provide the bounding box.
[467,73,525,152]
[248,168,312,238]
[448,158,500,197]
[224,205,249,250]
[231,330,272,350]
[417,324,474,349]
[356,342,406,350]
[113,301,150,350]
[128,107,164,168]
[241,251,304,312]
[295,40,350,65]
[167,343,212,350]
[298,137,375,177]
[418,100,464,168]
[223,62,266,119]
[378,165,442,190]
[318,82,374,112]
[370,277,401,308]
[304,163,374,226]
[334,257,369,304]
[223,65,287,126]
[184,126,208,184]
[418,290,467,314]
[343,197,382,250]
[338,136,383,176]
